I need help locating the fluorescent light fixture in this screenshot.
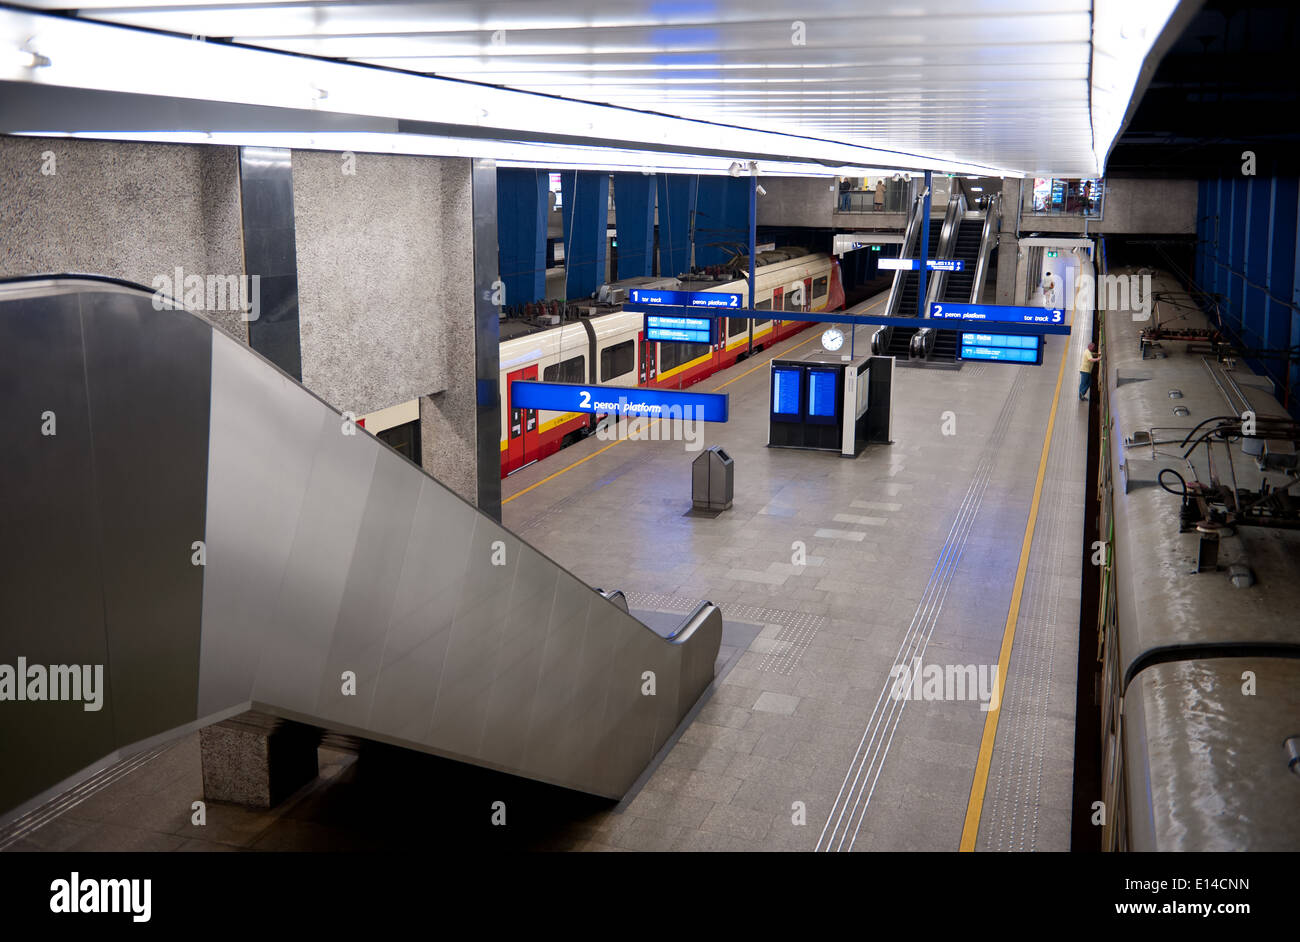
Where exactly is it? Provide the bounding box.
[0,8,1021,177]
[1090,0,1180,173]
[14,128,911,178]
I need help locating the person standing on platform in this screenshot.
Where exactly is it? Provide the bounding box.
[1042,270,1058,309]
[875,179,886,211]
[1079,343,1100,400]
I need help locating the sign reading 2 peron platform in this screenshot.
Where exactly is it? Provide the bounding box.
[643,313,716,344]
[511,381,729,422]
[929,301,1064,325]
[629,288,742,309]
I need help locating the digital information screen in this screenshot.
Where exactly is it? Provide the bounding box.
[878,258,965,272]
[807,369,839,418]
[960,332,1042,364]
[772,367,802,415]
[644,314,715,344]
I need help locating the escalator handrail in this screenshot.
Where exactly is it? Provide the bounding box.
[927,193,966,306]
[970,193,1001,304]
[665,600,722,643]
[886,194,925,317]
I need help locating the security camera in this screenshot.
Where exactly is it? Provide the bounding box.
[756,184,767,196]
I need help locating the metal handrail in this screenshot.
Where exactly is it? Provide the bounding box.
[886,193,925,318]
[927,192,965,305]
[970,193,1001,304]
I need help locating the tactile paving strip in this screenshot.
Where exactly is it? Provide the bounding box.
[817,369,1029,852]
[978,328,1087,852]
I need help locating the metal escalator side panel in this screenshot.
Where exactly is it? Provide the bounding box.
[202,325,709,799]
[0,281,212,818]
[928,193,964,305]
[887,195,924,317]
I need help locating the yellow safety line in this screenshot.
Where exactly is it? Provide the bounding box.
[958,328,1070,852]
[502,296,886,505]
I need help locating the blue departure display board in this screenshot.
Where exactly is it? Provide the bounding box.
[959,332,1043,365]
[929,301,1064,325]
[630,288,742,309]
[644,314,715,344]
[878,258,965,272]
[807,369,838,418]
[511,381,729,421]
[772,367,801,415]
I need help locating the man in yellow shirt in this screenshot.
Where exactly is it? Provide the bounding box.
[1079,343,1100,400]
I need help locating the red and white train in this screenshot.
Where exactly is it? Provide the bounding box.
[498,247,845,476]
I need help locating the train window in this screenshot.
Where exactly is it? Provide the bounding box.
[813,275,828,298]
[544,355,585,384]
[755,299,772,310]
[377,419,422,466]
[754,317,770,328]
[600,340,635,381]
[728,317,748,338]
[658,341,709,372]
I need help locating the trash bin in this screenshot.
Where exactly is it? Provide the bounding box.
[692,445,734,513]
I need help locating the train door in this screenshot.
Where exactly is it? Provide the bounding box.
[772,286,785,333]
[506,364,539,470]
[803,277,813,313]
[639,333,656,385]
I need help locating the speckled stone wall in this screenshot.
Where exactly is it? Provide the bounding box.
[291,151,475,417]
[0,136,248,340]
[420,388,478,504]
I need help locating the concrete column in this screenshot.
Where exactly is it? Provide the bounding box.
[471,159,502,519]
[199,713,318,808]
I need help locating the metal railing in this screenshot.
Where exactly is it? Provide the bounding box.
[835,187,911,214]
[970,193,1001,304]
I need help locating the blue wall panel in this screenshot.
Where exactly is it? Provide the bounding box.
[694,176,750,268]
[656,174,698,279]
[560,171,610,299]
[497,169,548,306]
[1196,172,1300,421]
[612,173,655,279]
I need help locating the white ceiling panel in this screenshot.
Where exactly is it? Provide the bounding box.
[4,0,1187,175]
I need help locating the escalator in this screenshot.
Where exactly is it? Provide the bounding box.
[926,215,987,363]
[0,275,724,819]
[896,216,946,318]
[942,217,985,303]
[880,213,945,359]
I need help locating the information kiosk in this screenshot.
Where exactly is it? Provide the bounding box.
[768,352,894,456]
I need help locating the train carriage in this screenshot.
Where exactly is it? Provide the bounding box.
[499,248,844,475]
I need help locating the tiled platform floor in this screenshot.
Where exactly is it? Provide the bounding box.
[500,294,1090,851]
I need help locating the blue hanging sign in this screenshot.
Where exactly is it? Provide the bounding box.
[511,381,729,422]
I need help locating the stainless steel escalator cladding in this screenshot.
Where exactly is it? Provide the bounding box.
[0,275,723,819]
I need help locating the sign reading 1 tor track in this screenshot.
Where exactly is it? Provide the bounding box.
[510,381,730,422]
[629,288,742,309]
